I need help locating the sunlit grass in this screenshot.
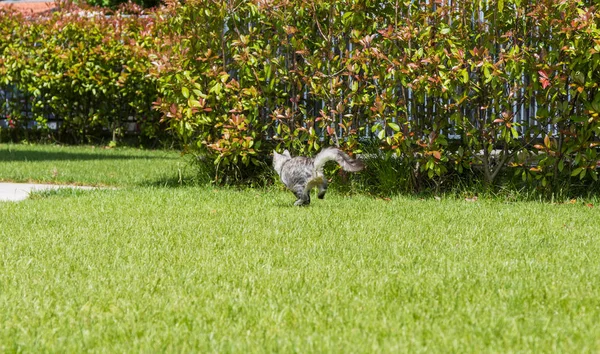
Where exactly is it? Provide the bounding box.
[0,143,189,187]
[1,144,599,352]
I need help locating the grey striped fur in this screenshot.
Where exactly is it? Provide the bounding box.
[273,147,365,206]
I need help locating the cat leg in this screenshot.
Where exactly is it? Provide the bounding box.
[317,178,328,199]
[292,184,310,206]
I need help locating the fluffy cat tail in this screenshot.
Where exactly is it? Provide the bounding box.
[313,147,365,172]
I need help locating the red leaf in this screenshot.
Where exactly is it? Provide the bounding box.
[538,71,550,89]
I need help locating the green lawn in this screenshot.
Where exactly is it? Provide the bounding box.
[0,143,189,186]
[1,144,600,352]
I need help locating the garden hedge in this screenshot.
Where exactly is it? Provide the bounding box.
[1,0,599,193]
[0,3,163,144]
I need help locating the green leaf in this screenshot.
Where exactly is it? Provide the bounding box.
[181,87,189,99]
[511,127,518,139]
[483,66,491,80]
[461,70,469,84]
[377,129,385,140]
[342,11,353,24]
[572,71,585,85]
[388,122,400,132]
[193,89,206,98]
[571,167,583,177]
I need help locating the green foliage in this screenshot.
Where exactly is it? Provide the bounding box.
[150,0,600,191]
[0,4,164,145]
[2,0,600,193]
[82,0,161,9]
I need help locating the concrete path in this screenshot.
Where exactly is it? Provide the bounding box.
[0,183,95,202]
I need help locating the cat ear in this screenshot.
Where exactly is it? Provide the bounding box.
[283,149,291,157]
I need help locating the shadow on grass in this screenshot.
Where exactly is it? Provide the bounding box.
[28,187,96,200]
[0,148,165,162]
[138,177,189,188]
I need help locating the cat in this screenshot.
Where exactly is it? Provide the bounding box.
[273,147,365,206]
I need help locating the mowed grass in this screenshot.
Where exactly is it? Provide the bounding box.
[1,144,600,352]
[0,143,188,186]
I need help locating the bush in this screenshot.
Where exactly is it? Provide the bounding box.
[151,0,600,192]
[0,4,166,145]
[2,0,600,195]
